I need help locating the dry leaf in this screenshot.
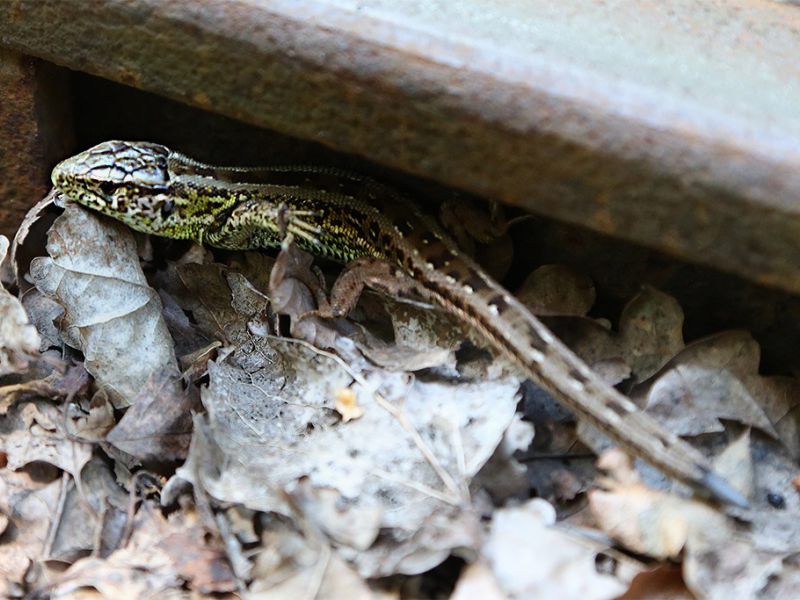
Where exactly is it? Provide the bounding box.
[482,499,629,599]
[290,482,382,551]
[473,414,535,502]
[29,205,179,407]
[1,399,92,478]
[369,299,463,372]
[166,337,521,577]
[269,240,347,350]
[619,286,685,382]
[157,288,213,359]
[155,509,237,594]
[589,451,716,560]
[0,362,90,417]
[47,458,129,562]
[250,522,373,600]
[633,332,777,437]
[75,391,116,441]
[0,470,61,596]
[517,264,596,317]
[106,369,193,462]
[0,235,40,377]
[589,450,794,599]
[41,506,184,598]
[544,317,630,386]
[617,564,693,600]
[20,289,64,352]
[9,189,61,293]
[758,554,800,598]
[158,262,244,345]
[450,561,506,600]
[438,198,513,281]
[712,428,755,502]
[752,376,800,461]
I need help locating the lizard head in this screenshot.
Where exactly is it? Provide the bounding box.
[51,140,207,239]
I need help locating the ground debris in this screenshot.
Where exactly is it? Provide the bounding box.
[1,196,798,598]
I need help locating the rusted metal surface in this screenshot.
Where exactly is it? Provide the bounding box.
[0,49,72,237]
[1,1,799,291]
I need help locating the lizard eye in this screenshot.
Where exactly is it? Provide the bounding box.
[160,199,175,218]
[98,181,117,196]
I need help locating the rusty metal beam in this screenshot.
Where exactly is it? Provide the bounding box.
[1,1,799,291]
[0,49,72,237]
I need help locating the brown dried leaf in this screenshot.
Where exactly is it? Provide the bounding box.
[250,521,372,600]
[517,264,596,317]
[0,473,61,597]
[75,391,116,441]
[641,365,776,437]
[159,262,243,344]
[619,286,685,382]
[106,369,193,462]
[1,399,92,478]
[753,376,800,461]
[229,250,275,294]
[589,450,721,560]
[0,235,40,377]
[47,458,129,563]
[155,510,237,594]
[177,339,222,383]
[269,241,356,350]
[439,199,514,282]
[712,428,755,502]
[157,289,213,359]
[160,254,277,354]
[0,236,12,289]
[683,533,784,599]
[545,316,630,385]
[9,189,61,294]
[357,299,460,373]
[29,205,179,407]
[617,564,692,600]
[0,362,90,416]
[388,299,464,349]
[21,288,64,352]
[290,482,382,551]
[473,415,535,502]
[589,450,792,599]
[759,554,800,599]
[634,332,777,437]
[359,339,455,372]
[42,505,183,598]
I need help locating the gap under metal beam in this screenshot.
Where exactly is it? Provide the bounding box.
[2,1,799,291]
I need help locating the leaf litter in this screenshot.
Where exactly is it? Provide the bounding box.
[0,195,798,598]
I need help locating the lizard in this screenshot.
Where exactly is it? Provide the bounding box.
[50,140,747,507]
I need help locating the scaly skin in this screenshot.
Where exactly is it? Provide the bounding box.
[51,140,747,507]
